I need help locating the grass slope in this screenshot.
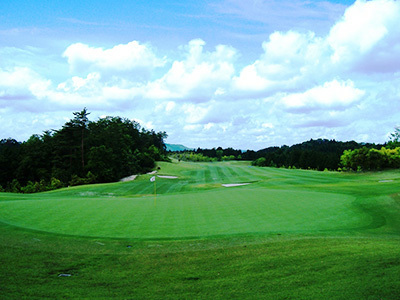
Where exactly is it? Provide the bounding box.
[1,161,400,299]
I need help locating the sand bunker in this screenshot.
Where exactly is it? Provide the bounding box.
[222,183,251,187]
[120,175,138,182]
[120,173,178,182]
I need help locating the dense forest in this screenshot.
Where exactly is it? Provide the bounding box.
[0,109,167,193]
[251,139,379,170]
[252,129,400,171]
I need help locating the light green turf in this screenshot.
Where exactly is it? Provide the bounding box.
[0,160,399,239]
[0,189,364,239]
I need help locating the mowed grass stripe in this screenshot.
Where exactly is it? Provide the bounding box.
[225,165,241,178]
[208,164,221,182]
[230,165,256,182]
[216,165,232,183]
[0,189,368,239]
[203,168,212,183]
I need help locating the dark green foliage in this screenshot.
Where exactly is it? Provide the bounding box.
[171,151,237,162]
[0,109,167,192]
[171,147,244,162]
[171,152,218,162]
[69,172,97,186]
[0,139,21,185]
[16,133,53,184]
[196,147,243,159]
[252,139,368,170]
[8,179,21,193]
[252,157,267,167]
[388,126,400,149]
[86,116,143,182]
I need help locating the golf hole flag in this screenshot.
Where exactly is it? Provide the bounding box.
[150,176,156,182]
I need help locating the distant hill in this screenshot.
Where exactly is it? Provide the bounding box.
[166,144,193,152]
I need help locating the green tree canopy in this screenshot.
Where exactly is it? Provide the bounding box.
[0,109,168,192]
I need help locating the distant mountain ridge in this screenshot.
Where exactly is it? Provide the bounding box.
[166,144,193,152]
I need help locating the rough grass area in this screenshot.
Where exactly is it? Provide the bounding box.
[1,161,400,299]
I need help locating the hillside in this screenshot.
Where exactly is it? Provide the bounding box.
[165,143,193,152]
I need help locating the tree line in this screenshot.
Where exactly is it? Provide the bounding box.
[339,128,400,171]
[171,140,382,170]
[171,128,400,172]
[170,147,244,162]
[252,128,400,171]
[0,109,168,193]
[169,146,267,162]
[251,139,371,170]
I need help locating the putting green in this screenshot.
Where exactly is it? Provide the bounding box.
[0,188,369,239]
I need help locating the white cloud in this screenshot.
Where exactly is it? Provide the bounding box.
[232,30,326,95]
[232,64,272,92]
[262,123,274,129]
[0,67,51,102]
[156,101,177,114]
[328,0,400,72]
[145,39,237,101]
[57,72,101,93]
[259,31,320,79]
[204,123,214,130]
[63,41,165,78]
[281,79,365,112]
[183,103,210,124]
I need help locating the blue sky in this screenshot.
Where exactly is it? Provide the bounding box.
[1,0,400,149]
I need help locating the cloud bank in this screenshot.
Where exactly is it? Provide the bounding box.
[1,0,400,149]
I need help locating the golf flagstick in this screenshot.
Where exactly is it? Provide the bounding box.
[150,176,156,206]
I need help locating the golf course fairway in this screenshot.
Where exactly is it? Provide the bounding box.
[1,161,400,299]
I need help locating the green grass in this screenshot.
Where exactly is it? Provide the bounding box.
[1,160,400,299]
[0,189,364,238]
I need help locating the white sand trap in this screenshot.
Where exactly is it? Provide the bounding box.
[158,175,178,179]
[222,183,251,187]
[147,171,157,175]
[379,180,393,183]
[120,175,138,182]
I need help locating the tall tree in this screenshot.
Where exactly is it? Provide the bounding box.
[388,127,400,149]
[0,139,21,187]
[72,108,90,169]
